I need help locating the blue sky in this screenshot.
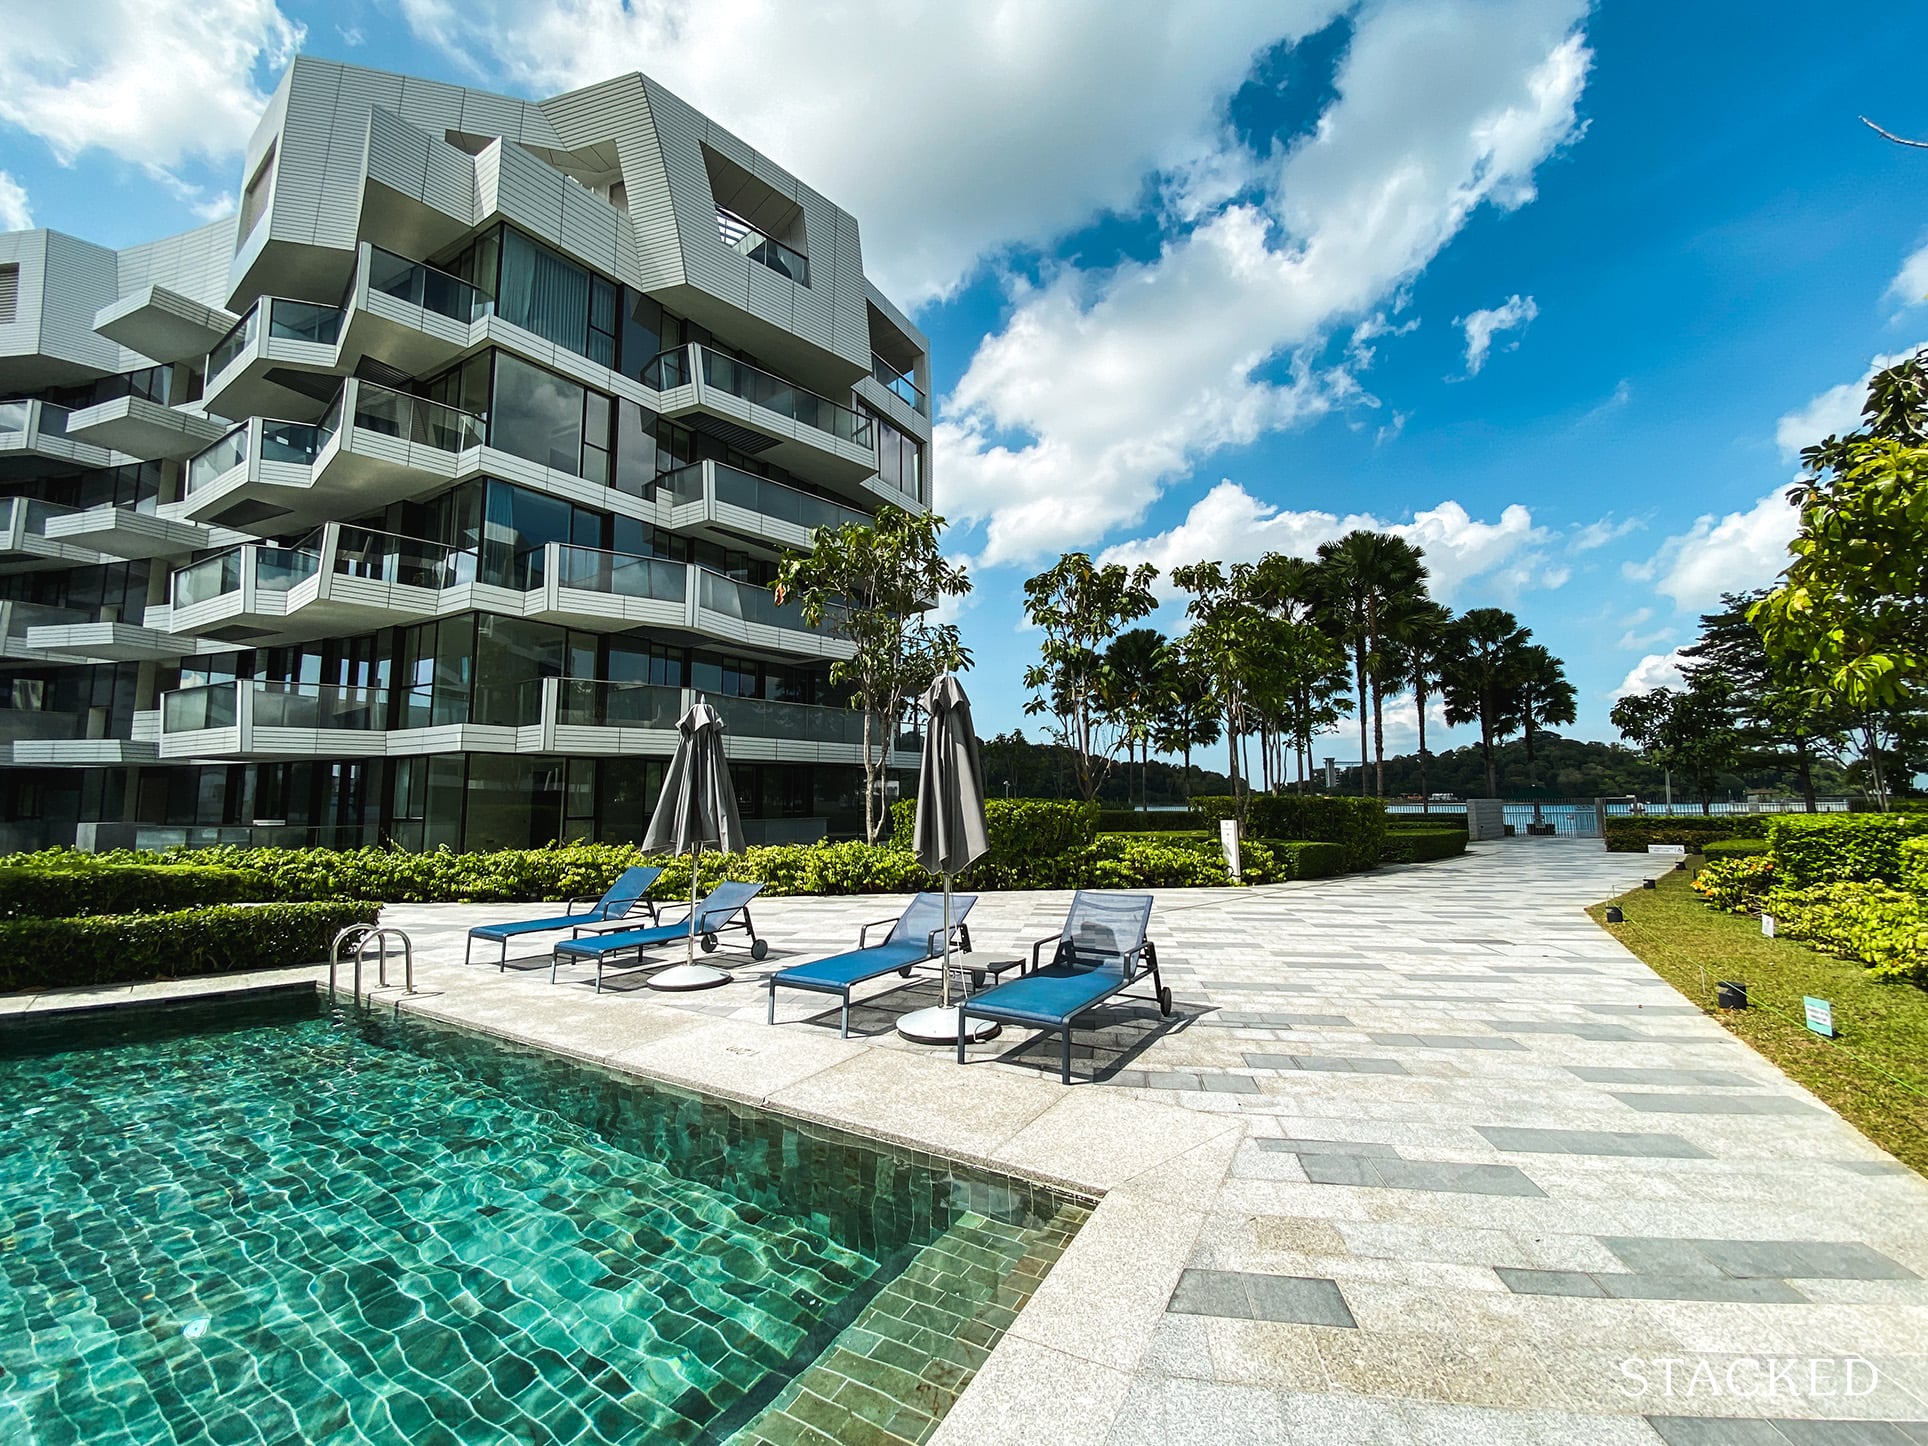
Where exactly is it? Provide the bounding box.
[4,1,1927,763]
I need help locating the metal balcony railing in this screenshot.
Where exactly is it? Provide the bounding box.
[715,207,811,286]
[642,344,872,448]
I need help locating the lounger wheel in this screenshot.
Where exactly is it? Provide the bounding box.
[898,966,913,978]
[971,969,986,989]
[1158,986,1173,1017]
[700,932,718,952]
[750,939,769,961]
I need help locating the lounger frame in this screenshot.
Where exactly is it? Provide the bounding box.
[463,867,662,969]
[550,883,766,992]
[765,899,975,1037]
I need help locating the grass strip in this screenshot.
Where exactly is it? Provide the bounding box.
[1589,868,1928,1177]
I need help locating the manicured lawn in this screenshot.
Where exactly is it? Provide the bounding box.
[1589,868,1928,1176]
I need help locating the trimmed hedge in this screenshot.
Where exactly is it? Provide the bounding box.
[0,862,268,919]
[1194,796,1387,872]
[1603,816,1770,852]
[1094,809,1208,833]
[0,901,380,993]
[1380,828,1468,865]
[1264,841,1349,880]
[1701,838,1770,861]
[1758,882,1928,984]
[1765,814,1928,887]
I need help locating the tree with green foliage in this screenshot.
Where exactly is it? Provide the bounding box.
[1514,644,1578,795]
[1100,627,1168,813]
[1609,676,1743,814]
[1384,595,1455,810]
[1439,607,1530,800]
[1020,553,1160,803]
[1312,530,1429,797]
[1171,560,1267,807]
[773,505,971,842]
[1150,644,1222,805]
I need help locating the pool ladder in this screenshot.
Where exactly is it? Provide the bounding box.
[329,925,415,1003]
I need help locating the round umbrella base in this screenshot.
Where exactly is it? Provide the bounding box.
[649,963,733,992]
[896,1006,1000,1045]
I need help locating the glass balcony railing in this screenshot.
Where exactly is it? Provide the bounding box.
[162,681,239,732]
[366,244,493,324]
[0,708,87,744]
[207,307,258,380]
[395,684,477,731]
[726,696,868,748]
[551,546,689,602]
[333,524,476,589]
[3,601,91,639]
[170,536,321,608]
[555,679,686,730]
[36,404,70,439]
[698,568,842,637]
[871,354,926,415]
[186,424,250,495]
[351,379,484,452]
[251,680,386,730]
[20,498,75,536]
[0,401,29,436]
[269,298,342,347]
[715,208,811,287]
[262,417,329,465]
[643,344,872,448]
[711,462,869,532]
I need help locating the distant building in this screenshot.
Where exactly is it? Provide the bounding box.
[0,58,930,850]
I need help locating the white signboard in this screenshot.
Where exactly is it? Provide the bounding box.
[1762,914,1776,938]
[1219,818,1241,880]
[1647,844,1688,855]
[1804,996,1834,1037]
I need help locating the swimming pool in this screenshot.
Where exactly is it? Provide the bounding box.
[0,990,1087,1444]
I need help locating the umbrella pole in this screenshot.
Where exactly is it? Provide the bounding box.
[940,872,953,1010]
[688,841,700,967]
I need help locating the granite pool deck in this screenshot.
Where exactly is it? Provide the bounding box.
[13,839,1928,1444]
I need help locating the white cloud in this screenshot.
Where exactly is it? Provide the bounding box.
[1888,239,1928,308]
[0,1,301,201]
[941,1,1592,566]
[1568,513,1644,552]
[1624,486,1798,614]
[1096,479,1548,604]
[1456,292,1538,374]
[0,173,31,232]
[398,0,1353,305]
[1774,345,1927,459]
[1615,650,1688,698]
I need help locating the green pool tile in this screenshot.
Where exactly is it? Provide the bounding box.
[0,994,1085,1446]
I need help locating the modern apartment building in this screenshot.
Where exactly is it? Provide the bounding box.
[0,58,932,852]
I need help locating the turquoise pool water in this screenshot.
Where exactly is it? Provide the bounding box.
[0,991,1085,1445]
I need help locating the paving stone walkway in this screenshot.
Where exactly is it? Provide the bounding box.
[17,839,1925,1443]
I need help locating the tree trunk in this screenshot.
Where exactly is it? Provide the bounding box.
[1370,673,1385,798]
[1355,647,1369,797]
[1416,678,1430,813]
[1182,741,1193,805]
[862,708,878,843]
[1481,718,1497,800]
[1795,735,1817,812]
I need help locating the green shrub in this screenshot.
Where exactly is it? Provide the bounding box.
[1193,796,1386,871]
[1760,882,1928,984]
[886,796,1098,880]
[1766,814,1928,888]
[1380,828,1468,865]
[0,862,269,919]
[1263,841,1350,880]
[1094,809,1205,832]
[1902,837,1928,895]
[1701,838,1770,861]
[1603,817,1769,852]
[1691,855,1778,913]
[0,901,380,993]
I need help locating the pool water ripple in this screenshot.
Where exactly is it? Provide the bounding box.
[0,995,1084,1444]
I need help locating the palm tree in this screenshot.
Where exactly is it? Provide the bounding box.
[1151,644,1221,804]
[1386,596,1455,811]
[1514,644,1578,796]
[1101,627,1167,811]
[1312,531,1428,797]
[1440,607,1531,799]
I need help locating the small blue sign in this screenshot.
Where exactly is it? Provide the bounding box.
[1803,996,1834,1038]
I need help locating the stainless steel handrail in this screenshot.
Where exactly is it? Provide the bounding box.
[329,924,415,1001]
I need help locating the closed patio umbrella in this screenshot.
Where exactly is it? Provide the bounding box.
[642,697,745,991]
[897,673,997,1044]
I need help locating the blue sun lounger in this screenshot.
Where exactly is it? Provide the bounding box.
[765,891,978,1037]
[551,881,767,991]
[464,865,663,969]
[956,890,1170,1084]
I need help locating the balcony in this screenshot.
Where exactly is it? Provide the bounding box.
[0,496,114,573]
[39,503,224,563]
[543,679,909,765]
[659,460,870,554]
[0,401,122,477]
[336,243,493,378]
[23,607,196,664]
[201,297,345,422]
[642,344,877,491]
[158,679,391,761]
[62,395,231,461]
[870,354,927,416]
[178,381,482,531]
[527,545,692,634]
[164,536,324,642]
[694,567,850,661]
[716,208,811,287]
[0,601,97,662]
